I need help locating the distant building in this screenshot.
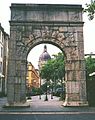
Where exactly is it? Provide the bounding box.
[26,62,40,89]
[0,23,9,94]
[38,45,51,85]
[38,45,51,69]
[85,53,95,58]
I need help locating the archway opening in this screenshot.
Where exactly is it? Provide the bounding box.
[26,43,66,104]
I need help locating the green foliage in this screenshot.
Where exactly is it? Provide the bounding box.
[85,56,95,80]
[40,52,65,84]
[85,55,95,106]
[41,82,50,92]
[84,1,95,20]
[41,61,53,81]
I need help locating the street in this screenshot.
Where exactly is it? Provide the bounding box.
[0,112,95,120]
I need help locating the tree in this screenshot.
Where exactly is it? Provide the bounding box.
[40,52,65,100]
[85,55,95,80]
[41,52,65,86]
[85,55,95,106]
[84,0,95,20]
[40,60,53,101]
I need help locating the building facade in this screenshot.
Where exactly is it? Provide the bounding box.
[26,62,40,89]
[38,45,51,85]
[0,23,9,95]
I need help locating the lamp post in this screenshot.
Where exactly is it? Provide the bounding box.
[44,79,48,101]
[39,76,41,99]
[38,69,42,100]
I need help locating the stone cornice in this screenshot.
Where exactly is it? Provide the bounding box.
[9,21,84,27]
[10,4,83,11]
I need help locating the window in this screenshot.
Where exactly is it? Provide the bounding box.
[0,62,2,73]
[0,31,1,40]
[0,77,1,91]
[1,47,3,58]
[2,34,4,43]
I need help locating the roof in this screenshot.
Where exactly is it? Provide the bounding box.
[39,45,51,61]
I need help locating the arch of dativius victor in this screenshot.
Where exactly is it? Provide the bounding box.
[7,4,88,107]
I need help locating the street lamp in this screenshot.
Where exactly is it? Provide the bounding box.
[39,77,41,99]
[44,79,48,101]
[38,69,42,100]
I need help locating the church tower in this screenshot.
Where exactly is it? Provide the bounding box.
[38,45,51,70]
[38,45,51,85]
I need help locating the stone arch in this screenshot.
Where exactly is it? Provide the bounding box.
[7,4,88,106]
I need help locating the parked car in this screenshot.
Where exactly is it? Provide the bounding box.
[55,88,65,98]
[56,88,64,93]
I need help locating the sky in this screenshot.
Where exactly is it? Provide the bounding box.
[0,0,95,68]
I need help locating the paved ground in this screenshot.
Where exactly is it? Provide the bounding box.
[0,95,63,112]
[0,94,95,113]
[28,94,63,111]
[1,95,95,120]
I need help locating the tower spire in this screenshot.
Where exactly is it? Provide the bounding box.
[44,45,47,52]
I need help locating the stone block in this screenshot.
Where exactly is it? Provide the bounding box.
[66,81,80,94]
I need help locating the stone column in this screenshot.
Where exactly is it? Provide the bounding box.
[7,30,16,105]
[6,28,29,107]
[63,60,88,106]
[63,30,88,106]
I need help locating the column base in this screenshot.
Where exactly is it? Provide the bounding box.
[3,102,30,108]
[63,100,88,107]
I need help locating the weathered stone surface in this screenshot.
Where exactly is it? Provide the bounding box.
[7,4,88,106]
[7,60,16,76]
[7,84,15,103]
